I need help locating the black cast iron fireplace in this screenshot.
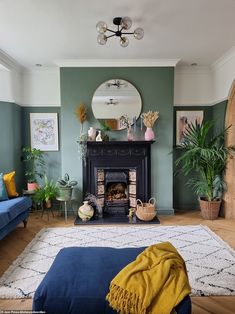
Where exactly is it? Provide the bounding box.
[83,141,154,217]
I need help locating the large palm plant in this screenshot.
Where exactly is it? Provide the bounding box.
[175,120,235,201]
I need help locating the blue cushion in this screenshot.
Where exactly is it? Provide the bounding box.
[33,247,191,314]
[0,196,32,229]
[0,173,9,201]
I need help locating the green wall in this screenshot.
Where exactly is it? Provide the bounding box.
[0,101,23,191]
[212,100,227,133]
[60,67,174,214]
[173,102,227,210]
[21,107,61,185]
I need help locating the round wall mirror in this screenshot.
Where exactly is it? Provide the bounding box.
[91,79,142,130]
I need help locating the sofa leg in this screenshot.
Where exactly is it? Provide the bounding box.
[23,219,28,228]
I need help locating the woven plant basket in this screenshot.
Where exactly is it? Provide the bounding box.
[199,197,221,220]
[136,198,157,221]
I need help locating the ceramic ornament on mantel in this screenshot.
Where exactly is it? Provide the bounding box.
[88,127,96,141]
[96,130,102,141]
[141,111,159,141]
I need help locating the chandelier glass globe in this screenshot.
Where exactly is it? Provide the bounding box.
[96,21,107,34]
[120,36,129,47]
[121,17,132,30]
[97,34,107,45]
[134,28,144,40]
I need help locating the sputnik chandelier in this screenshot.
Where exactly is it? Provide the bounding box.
[96,17,144,47]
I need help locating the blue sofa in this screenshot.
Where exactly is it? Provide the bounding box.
[0,196,32,240]
[33,247,191,314]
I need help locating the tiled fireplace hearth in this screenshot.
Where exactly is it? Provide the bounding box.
[83,141,154,217]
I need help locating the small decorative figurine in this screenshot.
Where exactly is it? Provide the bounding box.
[96,130,102,141]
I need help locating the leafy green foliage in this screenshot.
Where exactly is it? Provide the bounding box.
[33,176,58,203]
[175,120,235,201]
[57,173,78,188]
[22,147,45,183]
[99,121,111,141]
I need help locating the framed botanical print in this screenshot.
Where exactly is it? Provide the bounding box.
[176,110,203,145]
[30,113,59,151]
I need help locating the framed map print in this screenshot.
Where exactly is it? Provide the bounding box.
[30,113,59,151]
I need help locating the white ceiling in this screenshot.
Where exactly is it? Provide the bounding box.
[0,0,235,68]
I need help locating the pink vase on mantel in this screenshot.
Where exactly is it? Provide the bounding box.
[127,128,134,141]
[144,127,155,141]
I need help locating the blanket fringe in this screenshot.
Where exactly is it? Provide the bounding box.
[106,283,146,314]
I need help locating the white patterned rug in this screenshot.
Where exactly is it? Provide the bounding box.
[0,225,235,298]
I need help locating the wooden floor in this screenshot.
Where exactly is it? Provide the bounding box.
[0,210,235,313]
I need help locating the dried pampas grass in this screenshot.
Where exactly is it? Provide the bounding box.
[75,103,87,124]
[142,111,159,128]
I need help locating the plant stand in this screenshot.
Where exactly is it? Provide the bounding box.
[56,198,75,223]
[41,204,54,221]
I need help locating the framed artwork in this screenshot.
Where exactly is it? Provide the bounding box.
[30,113,59,151]
[176,110,204,145]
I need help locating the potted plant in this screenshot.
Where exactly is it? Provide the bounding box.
[33,176,58,209]
[22,147,45,190]
[56,173,78,201]
[175,120,235,219]
[99,121,111,141]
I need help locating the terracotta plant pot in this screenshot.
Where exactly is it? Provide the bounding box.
[27,182,38,191]
[44,200,52,209]
[199,197,221,220]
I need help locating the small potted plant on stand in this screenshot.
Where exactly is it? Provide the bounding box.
[22,147,45,191]
[33,176,58,209]
[56,173,78,201]
[175,120,235,219]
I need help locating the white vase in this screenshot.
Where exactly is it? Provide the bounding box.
[88,127,96,141]
[96,130,102,141]
[78,201,94,221]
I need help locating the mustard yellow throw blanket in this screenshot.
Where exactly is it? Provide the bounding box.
[106,242,191,314]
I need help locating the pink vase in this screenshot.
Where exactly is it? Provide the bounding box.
[144,127,155,141]
[127,128,134,141]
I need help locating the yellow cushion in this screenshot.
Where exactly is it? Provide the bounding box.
[3,171,19,197]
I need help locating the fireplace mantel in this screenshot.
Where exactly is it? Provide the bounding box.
[83,140,155,203]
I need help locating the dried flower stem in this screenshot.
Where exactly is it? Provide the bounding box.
[141,111,159,128]
[75,102,87,133]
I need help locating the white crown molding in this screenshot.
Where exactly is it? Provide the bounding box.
[175,65,212,75]
[18,103,61,107]
[0,49,24,72]
[174,97,228,107]
[211,97,228,106]
[212,45,235,70]
[23,66,59,74]
[174,103,213,107]
[0,64,10,71]
[55,59,180,68]
[0,97,15,103]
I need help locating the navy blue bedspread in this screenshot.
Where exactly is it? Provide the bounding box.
[33,247,191,314]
